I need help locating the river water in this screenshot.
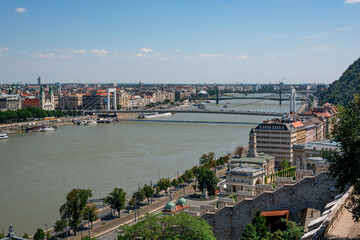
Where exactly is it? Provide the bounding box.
[0,97,298,235]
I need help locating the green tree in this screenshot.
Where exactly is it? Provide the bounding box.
[326,92,360,221]
[279,218,304,240]
[118,212,216,240]
[241,210,269,240]
[130,190,146,207]
[22,233,29,239]
[171,178,179,188]
[104,188,126,217]
[82,204,99,228]
[241,224,257,240]
[199,152,215,167]
[59,188,92,236]
[54,219,67,233]
[34,229,45,240]
[157,178,171,194]
[194,167,219,195]
[142,184,155,205]
[280,159,290,170]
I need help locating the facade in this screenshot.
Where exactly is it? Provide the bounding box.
[59,94,83,110]
[231,129,275,176]
[0,93,21,111]
[292,139,339,169]
[22,98,40,109]
[118,91,129,109]
[253,122,297,167]
[221,165,265,195]
[39,86,55,111]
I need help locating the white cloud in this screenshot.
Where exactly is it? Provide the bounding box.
[36,53,55,59]
[198,53,221,58]
[174,49,180,53]
[90,49,108,57]
[73,49,85,54]
[230,55,251,60]
[301,26,354,40]
[19,51,27,54]
[141,47,154,53]
[344,0,360,3]
[0,47,9,56]
[15,8,27,13]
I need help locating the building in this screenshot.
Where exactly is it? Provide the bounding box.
[59,94,83,110]
[231,129,275,176]
[118,90,129,109]
[82,93,107,110]
[0,93,21,111]
[292,139,339,169]
[220,164,265,195]
[253,121,297,167]
[39,86,55,110]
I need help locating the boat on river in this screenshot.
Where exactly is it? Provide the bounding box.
[40,126,54,132]
[0,133,8,139]
[138,112,172,119]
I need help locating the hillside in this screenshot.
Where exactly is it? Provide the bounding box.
[319,57,360,106]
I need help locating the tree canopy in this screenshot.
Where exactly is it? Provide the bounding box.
[326,92,360,221]
[59,188,92,236]
[33,229,45,240]
[318,57,360,106]
[199,152,215,167]
[104,187,126,217]
[142,184,155,205]
[193,166,219,194]
[118,212,216,240]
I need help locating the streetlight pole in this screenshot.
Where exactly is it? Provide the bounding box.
[88,212,90,239]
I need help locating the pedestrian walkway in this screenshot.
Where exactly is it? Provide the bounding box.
[326,208,360,239]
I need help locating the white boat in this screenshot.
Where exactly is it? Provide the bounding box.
[138,112,172,119]
[0,133,8,139]
[86,120,97,125]
[40,126,54,132]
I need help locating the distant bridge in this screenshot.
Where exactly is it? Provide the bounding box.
[84,109,285,117]
[191,93,304,104]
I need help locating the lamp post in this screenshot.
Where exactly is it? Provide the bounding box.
[44,224,48,240]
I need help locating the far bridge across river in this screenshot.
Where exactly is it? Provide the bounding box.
[83,109,285,117]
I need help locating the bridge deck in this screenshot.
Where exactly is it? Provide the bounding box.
[84,109,285,117]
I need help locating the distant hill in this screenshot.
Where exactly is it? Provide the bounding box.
[318,57,360,106]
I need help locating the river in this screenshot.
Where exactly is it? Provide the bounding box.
[0,97,299,235]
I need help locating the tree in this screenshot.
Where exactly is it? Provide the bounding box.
[326,92,360,221]
[280,159,290,170]
[118,212,216,240]
[142,184,155,205]
[104,188,126,217]
[235,146,245,156]
[171,178,179,188]
[59,188,92,236]
[82,204,98,228]
[130,190,146,207]
[194,167,219,195]
[22,233,29,239]
[199,152,215,167]
[34,229,45,240]
[157,178,171,194]
[279,218,304,240]
[54,219,67,233]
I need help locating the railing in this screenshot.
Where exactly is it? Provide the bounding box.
[266,167,297,184]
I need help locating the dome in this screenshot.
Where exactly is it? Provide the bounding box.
[165,200,176,211]
[177,196,187,207]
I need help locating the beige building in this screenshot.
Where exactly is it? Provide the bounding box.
[0,93,21,111]
[118,91,129,109]
[253,122,297,167]
[221,165,265,195]
[40,86,55,111]
[59,94,83,110]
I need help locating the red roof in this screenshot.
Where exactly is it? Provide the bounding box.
[292,121,304,128]
[261,210,289,218]
[23,98,39,106]
[315,112,332,118]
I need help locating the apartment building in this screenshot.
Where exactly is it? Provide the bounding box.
[59,94,83,110]
[253,122,297,167]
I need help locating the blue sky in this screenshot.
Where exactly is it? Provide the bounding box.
[0,0,360,84]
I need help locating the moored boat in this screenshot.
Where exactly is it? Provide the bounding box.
[0,133,8,139]
[138,112,172,119]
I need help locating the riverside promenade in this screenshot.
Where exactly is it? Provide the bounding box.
[67,167,228,240]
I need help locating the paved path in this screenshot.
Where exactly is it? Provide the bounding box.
[326,208,360,239]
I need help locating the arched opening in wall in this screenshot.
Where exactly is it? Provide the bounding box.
[295,156,302,168]
[306,163,311,171]
[300,208,321,231]
[312,164,316,174]
[255,178,262,185]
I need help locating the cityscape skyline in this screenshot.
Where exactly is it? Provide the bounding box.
[1,0,360,84]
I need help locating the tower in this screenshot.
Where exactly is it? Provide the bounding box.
[248,128,258,157]
[290,87,296,113]
[37,77,41,85]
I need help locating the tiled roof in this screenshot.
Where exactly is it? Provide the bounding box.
[23,98,39,106]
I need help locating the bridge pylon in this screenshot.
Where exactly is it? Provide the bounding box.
[216,86,219,104]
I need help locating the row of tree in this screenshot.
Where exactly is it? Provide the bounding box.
[0,107,65,124]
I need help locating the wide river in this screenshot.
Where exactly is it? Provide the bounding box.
[0,97,299,235]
